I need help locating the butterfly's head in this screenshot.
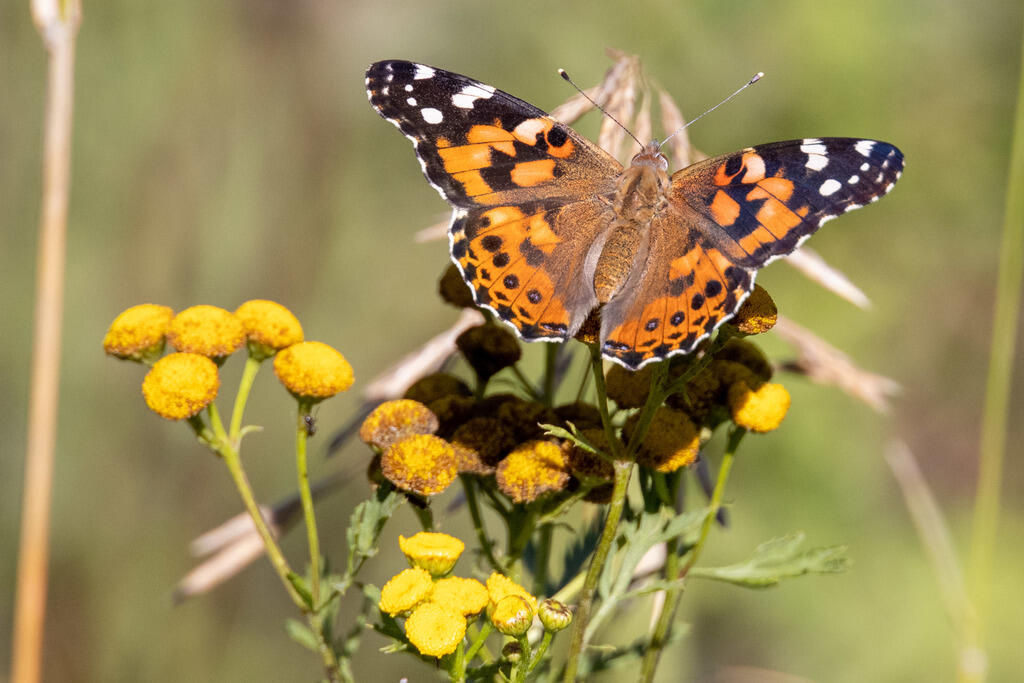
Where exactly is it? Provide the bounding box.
[630,140,669,171]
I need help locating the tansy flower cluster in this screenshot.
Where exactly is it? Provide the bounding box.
[104,301,352,421]
[378,532,569,659]
[358,280,790,505]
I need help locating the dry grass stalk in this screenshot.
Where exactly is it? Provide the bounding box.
[773,315,899,413]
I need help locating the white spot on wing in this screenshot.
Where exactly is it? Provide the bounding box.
[404,84,413,92]
[421,107,443,124]
[801,140,828,170]
[413,64,436,80]
[848,175,859,184]
[406,97,417,106]
[819,178,842,196]
[860,162,870,171]
[452,84,495,109]
[855,140,875,157]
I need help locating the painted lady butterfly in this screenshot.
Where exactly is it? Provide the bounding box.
[366,60,903,370]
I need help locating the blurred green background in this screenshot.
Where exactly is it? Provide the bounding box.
[3,1,1023,681]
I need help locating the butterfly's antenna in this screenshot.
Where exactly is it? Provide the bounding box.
[558,69,644,150]
[661,72,764,147]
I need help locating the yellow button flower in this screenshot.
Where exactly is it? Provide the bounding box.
[729,380,791,433]
[381,434,457,496]
[495,440,570,504]
[485,572,538,614]
[359,399,440,450]
[404,602,467,658]
[378,567,434,616]
[625,407,700,473]
[234,299,303,357]
[273,341,354,400]
[141,352,219,420]
[399,532,464,577]
[166,305,246,359]
[490,595,534,637]
[431,577,489,617]
[103,304,173,363]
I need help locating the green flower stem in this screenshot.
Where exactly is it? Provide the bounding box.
[218,441,303,607]
[639,427,745,683]
[461,475,503,572]
[509,364,541,402]
[464,620,495,663]
[449,640,467,683]
[295,400,321,606]
[588,345,623,460]
[528,631,554,674]
[507,509,538,575]
[968,24,1024,678]
[511,634,533,683]
[561,458,633,682]
[229,355,262,439]
[411,502,434,531]
[542,342,558,407]
[533,523,553,596]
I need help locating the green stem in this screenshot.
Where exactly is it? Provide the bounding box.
[219,441,304,608]
[229,355,262,439]
[639,428,744,682]
[533,523,553,596]
[461,475,504,571]
[967,19,1024,681]
[464,621,495,663]
[561,458,633,682]
[587,345,623,460]
[542,342,558,407]
[511,635,532,683]
[411,502,434,531]
[295,400,321,605]
[528,631,554,673]
[449,640,467,683]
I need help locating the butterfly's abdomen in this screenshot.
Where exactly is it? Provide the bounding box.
[594,221,644,304]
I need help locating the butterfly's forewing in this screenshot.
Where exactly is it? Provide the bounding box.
[601,138,903,369]
[672,138,903,268]
[367,60,622,341]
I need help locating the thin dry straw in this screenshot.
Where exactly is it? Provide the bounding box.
[12,3,81,683]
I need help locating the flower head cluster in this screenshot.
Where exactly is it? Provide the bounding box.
[377,533,491,658]
[105,300,353,420]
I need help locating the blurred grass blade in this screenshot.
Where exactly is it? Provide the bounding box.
[967,16,1024,680]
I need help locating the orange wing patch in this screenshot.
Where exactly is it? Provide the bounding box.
[510,159,557,187]
[452,206,572,340]
[602,244,753,369]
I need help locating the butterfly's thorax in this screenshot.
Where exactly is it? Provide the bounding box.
[593,145,671,304]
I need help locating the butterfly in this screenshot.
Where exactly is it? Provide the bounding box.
[366,60,903,370]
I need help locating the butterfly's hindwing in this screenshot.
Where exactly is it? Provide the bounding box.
[600,206,755,368]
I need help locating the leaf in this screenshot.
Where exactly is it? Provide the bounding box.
[345,484,404,576]
[287,571,314,609]
[284,618,318,652]
[689,533,850,588]
[587,507,708,639]
[540,422,607,459]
